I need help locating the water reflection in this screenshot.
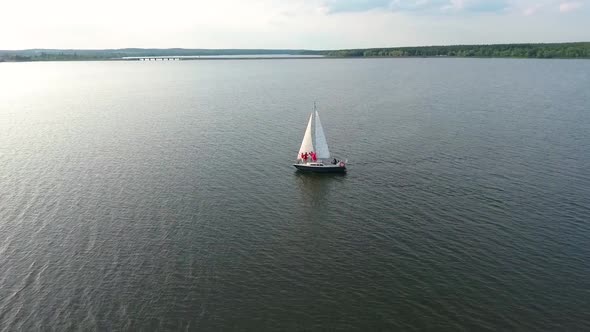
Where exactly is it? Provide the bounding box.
[294,171,346,211]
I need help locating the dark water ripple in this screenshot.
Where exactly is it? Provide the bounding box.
[1,58,589,330]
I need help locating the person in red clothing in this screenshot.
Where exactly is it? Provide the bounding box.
[311,151,317,162]
[303,152,309,162]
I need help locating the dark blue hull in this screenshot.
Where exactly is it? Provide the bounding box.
[293,164,347,173]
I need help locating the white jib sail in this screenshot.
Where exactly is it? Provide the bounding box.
[297,113,314,160]
[314,111,330,160]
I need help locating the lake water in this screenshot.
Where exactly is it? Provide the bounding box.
[1,58,589,330]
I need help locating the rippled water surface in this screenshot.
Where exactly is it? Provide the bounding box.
[1,58,589,330]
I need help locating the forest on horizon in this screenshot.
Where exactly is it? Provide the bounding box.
[1,42,589,61]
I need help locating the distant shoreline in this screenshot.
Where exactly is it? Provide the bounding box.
[1,42,589,62]
[117,56,590,61]
[2,56,589,63]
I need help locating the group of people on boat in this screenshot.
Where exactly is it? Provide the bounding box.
[300,151,342,166]
[300,151,317,162]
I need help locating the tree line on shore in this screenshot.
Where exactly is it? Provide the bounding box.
[0,48,305,62]
[306,42,590,58]
[1,43,589,62]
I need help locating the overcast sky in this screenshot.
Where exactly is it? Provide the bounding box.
[1,0,588,49]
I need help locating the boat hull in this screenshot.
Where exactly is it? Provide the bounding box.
[293,164,346,173]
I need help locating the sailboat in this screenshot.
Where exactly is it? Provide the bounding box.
[293,104,347,172]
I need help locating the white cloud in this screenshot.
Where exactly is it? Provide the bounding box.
[522,3,544,15]
[0,0,588,49]
[559,1,583,12]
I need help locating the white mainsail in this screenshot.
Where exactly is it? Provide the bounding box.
[314,111,330,160]
[297,113,314,160]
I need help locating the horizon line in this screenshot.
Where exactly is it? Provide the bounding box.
[2,41,589,52]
